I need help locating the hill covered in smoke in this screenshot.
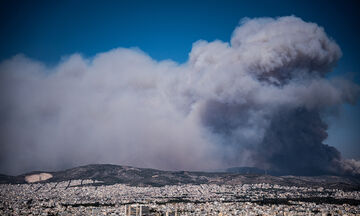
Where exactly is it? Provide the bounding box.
[1,164,360,191]
[0,16,359,176]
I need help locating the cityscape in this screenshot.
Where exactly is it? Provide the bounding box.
[1,1,360,215]
[1,178,360,215]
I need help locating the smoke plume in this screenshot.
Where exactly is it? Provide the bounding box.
[0,16,359,175]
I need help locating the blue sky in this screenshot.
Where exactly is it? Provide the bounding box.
[1,0,359,159]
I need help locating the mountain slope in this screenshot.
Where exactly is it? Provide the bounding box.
[1,164,359,190]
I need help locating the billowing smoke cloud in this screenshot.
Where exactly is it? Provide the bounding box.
[0,16,359,175]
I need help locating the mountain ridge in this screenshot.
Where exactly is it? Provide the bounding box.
[1,164,359,191]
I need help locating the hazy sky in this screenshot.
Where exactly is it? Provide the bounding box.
[0,0,359,174]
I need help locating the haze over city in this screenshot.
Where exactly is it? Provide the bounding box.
[0,0,360,177]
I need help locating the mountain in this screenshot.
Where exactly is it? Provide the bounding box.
[1,164,359,190]
[226,167,275,175]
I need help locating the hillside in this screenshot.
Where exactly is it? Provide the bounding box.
[1,164,359,190]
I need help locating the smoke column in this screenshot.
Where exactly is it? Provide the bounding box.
[0,16,359,175]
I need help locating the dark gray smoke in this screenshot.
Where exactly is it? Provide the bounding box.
[0,16,359,175]
[256,108,341,175]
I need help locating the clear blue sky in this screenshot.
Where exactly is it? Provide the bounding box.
[1,0,359,159]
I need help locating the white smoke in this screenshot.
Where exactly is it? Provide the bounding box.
[0,16,359,175]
